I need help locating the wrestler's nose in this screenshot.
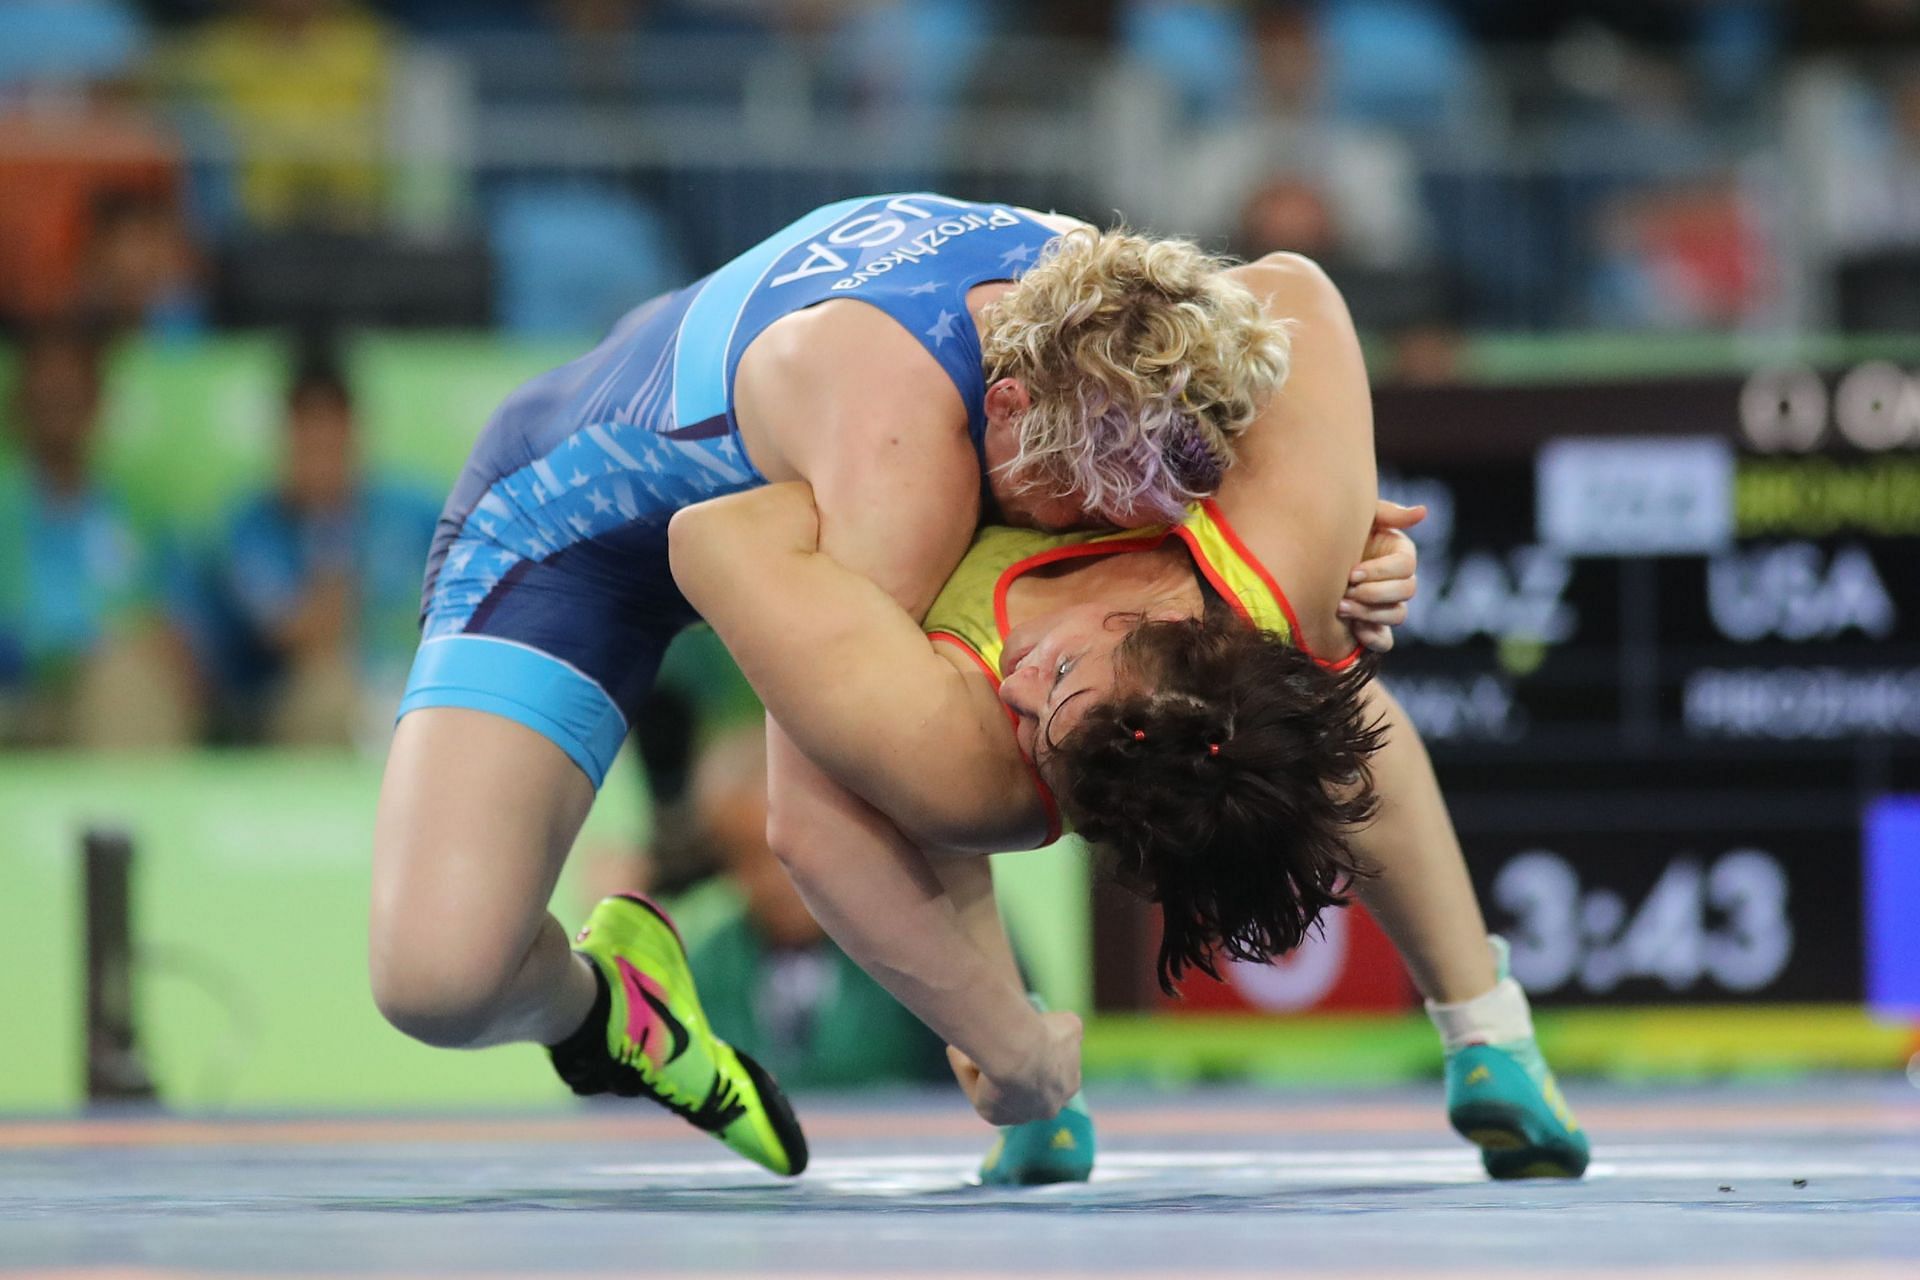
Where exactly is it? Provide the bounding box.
[997,663,1043,717]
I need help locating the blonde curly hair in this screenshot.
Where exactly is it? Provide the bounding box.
[980,227,1291,523]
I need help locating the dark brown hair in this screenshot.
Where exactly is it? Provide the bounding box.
[1051,602,1384,993]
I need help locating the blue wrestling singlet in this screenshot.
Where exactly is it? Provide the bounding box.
[401,193,1065,784]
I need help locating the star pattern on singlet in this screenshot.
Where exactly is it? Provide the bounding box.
[925,309,961,345]
[424,415,757,636]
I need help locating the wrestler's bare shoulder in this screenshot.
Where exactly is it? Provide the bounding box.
[734,299,970,480]
[742,297,958,389]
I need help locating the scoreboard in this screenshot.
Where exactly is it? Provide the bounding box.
[1095,366,1920,1016]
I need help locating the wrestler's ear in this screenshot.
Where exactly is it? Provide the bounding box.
[983,378,1031,426]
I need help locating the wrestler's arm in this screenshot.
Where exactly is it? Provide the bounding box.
[757,737,1078,1123]
[1229,255,1501,1002]
[1221,252,1382,658]
[685,307,1076,1120]
[670,483,1044,854]
[674,487,1077,1121]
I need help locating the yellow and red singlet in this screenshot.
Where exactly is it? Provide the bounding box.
[923,499,1362,841]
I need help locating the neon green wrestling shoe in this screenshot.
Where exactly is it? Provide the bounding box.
[980,1090,1096,1187]
[1441,937,1589,1180]
[557,894,808,1177]
[978,995,1096,1187]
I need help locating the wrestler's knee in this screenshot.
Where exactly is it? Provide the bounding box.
[368,898,529,1049]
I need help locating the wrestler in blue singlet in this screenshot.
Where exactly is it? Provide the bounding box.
[401,193,1063,785]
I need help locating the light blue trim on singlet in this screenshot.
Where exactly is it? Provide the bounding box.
[671,195,872,431]
[398,634,629,787]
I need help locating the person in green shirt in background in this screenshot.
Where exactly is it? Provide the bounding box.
[671,720,950,1091]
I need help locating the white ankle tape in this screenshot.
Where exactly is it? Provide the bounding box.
[1425,976,1535,1052]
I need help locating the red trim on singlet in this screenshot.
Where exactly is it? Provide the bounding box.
[1198,498,1366,672]
[929,630,996,681]
[990,535,1175,639]
[928,631,1063,846]
[1168,526,1255,626]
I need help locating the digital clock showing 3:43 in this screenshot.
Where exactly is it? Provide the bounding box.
[1467,832,1863,1005]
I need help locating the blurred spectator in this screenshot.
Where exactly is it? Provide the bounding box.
[78,189,207,340]
[1233,172,1463,375]
[830,0,995,137]
[545,0,646,106]
[1163,3,1429,269]
[1234,173,1339,262]
[0,326,197,747]
[1586,178,1773,330]
[165,0,394,231]
[1318,0,1476,135]
[1793,65,1920,258]
[1786,60,1920,329]
[488,184,689,337]
[1117,1,1256,123]
[0,0,147,99]
[189,347,439,744]
[0,2,179,328]
[677,723,949,1090]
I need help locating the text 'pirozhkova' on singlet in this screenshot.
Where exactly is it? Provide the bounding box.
[830,208,1022,292]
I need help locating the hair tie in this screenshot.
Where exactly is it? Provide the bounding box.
[1132,729,1147,742]
[1207,742,1221,757]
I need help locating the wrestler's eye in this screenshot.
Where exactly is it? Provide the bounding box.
[1053,655,1075,687]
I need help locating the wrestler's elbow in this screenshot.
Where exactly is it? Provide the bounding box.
[665,505,718,601]
[1238,251,1348,320]
[1250,249,1328,279]
[762,790,849,885]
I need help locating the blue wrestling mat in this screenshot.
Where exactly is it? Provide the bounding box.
[2,1081,1915,1278]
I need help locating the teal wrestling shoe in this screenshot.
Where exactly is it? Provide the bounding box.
[1435,937,1589,1180]
[1446,1041,1588,1179]
[980,1090,1095,1186]
[978,994,1096,1187]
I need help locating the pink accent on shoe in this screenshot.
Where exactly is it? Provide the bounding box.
[614,957,674,1071]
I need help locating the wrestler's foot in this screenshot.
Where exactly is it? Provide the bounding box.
[980,1090,1095,1186]
[1446,1041,1588,1179]
[1434,937,1588,1180]
[553,894,808,1177]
